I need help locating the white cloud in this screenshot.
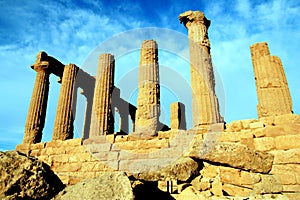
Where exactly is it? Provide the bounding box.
[0,0,299,150]
[0,0,149,149]
[203,0,300,121]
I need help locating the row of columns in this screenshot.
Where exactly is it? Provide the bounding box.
[22,10,294,145]
[23,13,222,144]
[23,52,79,144]
[23,10,228,144]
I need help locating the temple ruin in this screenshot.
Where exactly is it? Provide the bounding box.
[250,42,293,118]
[16,10,300,199]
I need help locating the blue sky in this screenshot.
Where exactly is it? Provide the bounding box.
[0,0,299,151]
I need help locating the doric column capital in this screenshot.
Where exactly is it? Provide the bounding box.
[30,51,50,72]
[179,10,210,29]
[31,61,50,72]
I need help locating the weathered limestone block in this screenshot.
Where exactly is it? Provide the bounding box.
[211,177,223,196]
[249,121,264,129]
[200,162,219,178]
[217,132,241,142]
[0,151,64,199]
[222,183,252,197]
[191,176,211,191]
[253,126,286,138]
[274,113,300,125]
[275,134,300,150]
[128,157,200,181]
[45,140,64,148]
[225,120,243,132]
[253,174,282,194]
[90,54,115,136]
[219,166,261,187]
[270,149,300,164]
[254,137,276,151]
[29,142,46,150]
[177,186,208,200]
[285,193,300,200]
[270,164,300,185]
[135,40,160,136]
[170,102,186,130]
[24,52,50,144]
[53,64,79,140]
[64,138,83,146]
[282,185,300,192]
[250,42,292,118]
[112,138,169,151]
[188,142,274,173]
[54,172,134,200]
[179,10,223,126]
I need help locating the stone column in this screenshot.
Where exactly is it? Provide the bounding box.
[52,64,79,140]
[23,52,50,144]
[89,54,115,137]
[250,42,292,118]
[179,11,222,126]
[170,102,186,130]
[135,40,160,136]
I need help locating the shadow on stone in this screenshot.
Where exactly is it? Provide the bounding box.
[133,181,175,200]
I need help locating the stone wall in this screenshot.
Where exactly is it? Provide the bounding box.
[222,114,300,199]
[16,114,300,199]
[16,139,116,185]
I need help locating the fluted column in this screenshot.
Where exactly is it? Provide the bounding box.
[89,54,115,137]
[23,52,50,144]
[52,64,79,140]
[179,11,222,126]
[135,40,160,136]
[250,42,292,118]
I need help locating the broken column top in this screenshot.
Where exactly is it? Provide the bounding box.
[99,53,114,60]
[140,40,158,65]
[179,10,210,28]
[141,40,158,48]
[250,42,270,59]
[31,51,65,77]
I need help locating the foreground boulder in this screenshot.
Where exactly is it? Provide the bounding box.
[0,151,64,199]
[189,142,274,173]
[132,157,200,181]
[54,172,134,200]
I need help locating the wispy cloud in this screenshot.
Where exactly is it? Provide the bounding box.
[0,0,299,150]
[202,0,300,121]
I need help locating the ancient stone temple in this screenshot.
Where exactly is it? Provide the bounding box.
[250,42,293,118]
[179,11,223,127]
[135,40,160,136]
[16,10,300,200]
[90,54,115,136]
